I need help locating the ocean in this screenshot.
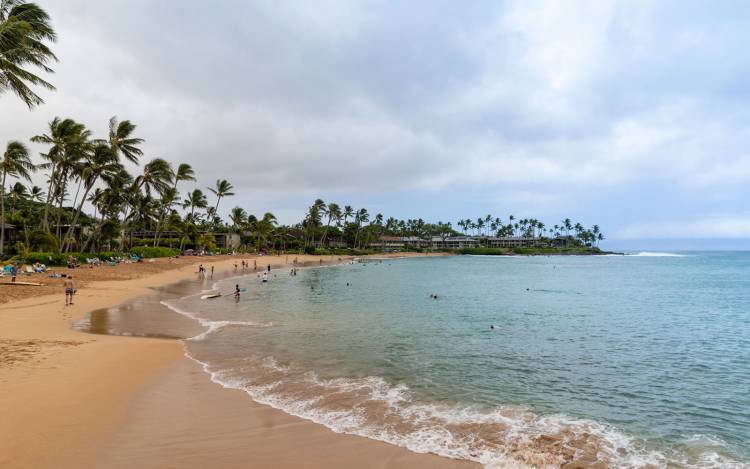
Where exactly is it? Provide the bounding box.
[157,253,749,468]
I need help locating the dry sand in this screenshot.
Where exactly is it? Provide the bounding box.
[0,252,472,469]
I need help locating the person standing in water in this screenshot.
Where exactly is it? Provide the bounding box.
[262,271,268,282]
[64,276,76,306]
[267,264,271,272]
[234,284,241,300]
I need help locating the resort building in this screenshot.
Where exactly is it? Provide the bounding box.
[483,237,542,248]
[430,236,480,249]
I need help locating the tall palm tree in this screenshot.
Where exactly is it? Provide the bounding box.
[1,140,34,255]
[61,144,120,252]
[134,158,172,196]
[0,0,57,108]
[104,116,144,164]
[32,117,87,232]
[152,186,177,247]
[342,205,353,225]
[229,206,247,231]
[80,167,132,252]
[320,202,341,247]
[207,179,234,225]
[152,163,194,247]
[171,163,195,191]
[354,208,369,248]
[182,189,208,220]
[29,184,43,202]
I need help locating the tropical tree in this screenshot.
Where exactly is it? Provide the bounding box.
[0,0,57,108]
[61,144,120,251]
[31,117,88,233]
[134,158,172,196]
[229,206,247,231]
[207,179,234,225]
[182,189,208,220]
[103,116,143,164]
[1,140,34,255]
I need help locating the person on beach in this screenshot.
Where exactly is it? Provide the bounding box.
[262,272,268,282]
[10,263,18,283]
[267,264,271,272]
[211,265,215,278]
[64,276,76,306]
[234,262,238,272]
[254,260,257,270]
[234,284,241,300]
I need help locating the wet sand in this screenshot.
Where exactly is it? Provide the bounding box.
[96,351,477,469]
[0,252,469,469]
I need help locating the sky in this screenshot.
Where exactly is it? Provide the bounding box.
[2,0,750,249]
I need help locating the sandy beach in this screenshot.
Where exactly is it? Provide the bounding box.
[0,253,473,469]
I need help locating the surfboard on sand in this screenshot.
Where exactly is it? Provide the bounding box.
[1,281,42,286]
[201,293,221,300]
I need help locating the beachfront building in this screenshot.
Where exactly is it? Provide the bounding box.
[430,236,480,249]
[484,237,542,248]
[370,235,432,252]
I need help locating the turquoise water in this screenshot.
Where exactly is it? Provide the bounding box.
[165,253,750,468]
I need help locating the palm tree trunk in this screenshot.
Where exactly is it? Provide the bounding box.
[42,163,58,232]
[54,175,69,246]
[62,179,96,253]
[0,171,7,256]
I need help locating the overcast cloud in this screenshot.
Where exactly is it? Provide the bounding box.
[2,0,750,247]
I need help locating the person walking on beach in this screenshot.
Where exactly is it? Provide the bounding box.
[211,265,214,278]
[64,276,76,306]
[10,263,18,283]
[234,284,241,301]
[267,264,271,272]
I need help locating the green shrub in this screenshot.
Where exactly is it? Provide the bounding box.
[129,246,180,258]
[24,252,67,265]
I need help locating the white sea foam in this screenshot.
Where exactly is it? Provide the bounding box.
[627,252,687,257]
[177,353,744,469]
[159,299,271,342]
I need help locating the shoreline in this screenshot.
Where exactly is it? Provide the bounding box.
[0,252,472,469]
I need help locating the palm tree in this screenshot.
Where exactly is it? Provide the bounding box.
[182,189,208,219]
[61,144,120,252]
[1,141,35,255]
[103,116,144,164]
[152,187,178,247]
[320,202,341,247]
[229,206,247,231]
[29,184,43,202]
[207,179,234,225]
[0,0,57,108]
[354,208,369,248]
[171,163,195,190]
[135,158,172,196]
[152,163,194,247]
[342,205,353,225]
[32,117,88,232]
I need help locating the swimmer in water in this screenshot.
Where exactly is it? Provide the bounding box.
[490,325,495,330]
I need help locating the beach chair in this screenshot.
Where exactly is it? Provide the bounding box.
[25,266,33,275]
